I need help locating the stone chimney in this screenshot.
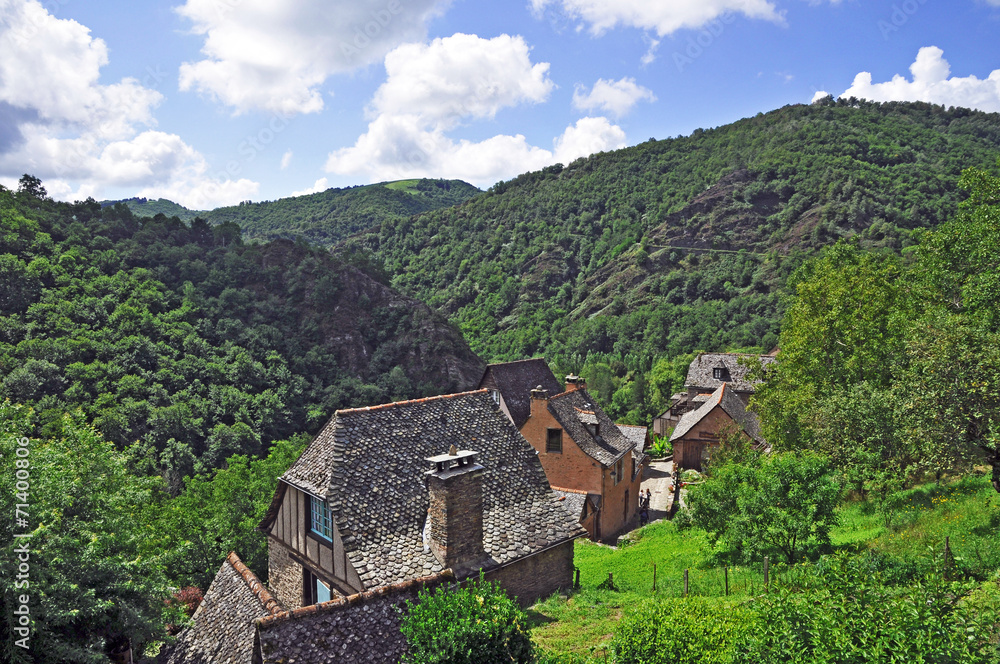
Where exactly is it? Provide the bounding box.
[565,374,587,392]
[530,385,549,418]
[424,447,486,573]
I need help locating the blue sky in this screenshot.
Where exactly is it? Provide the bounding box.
[1,0,998,208]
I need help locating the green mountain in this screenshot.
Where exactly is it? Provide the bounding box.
[106,178,480,246]
[0,190,483,490]
[344,99,1000,382]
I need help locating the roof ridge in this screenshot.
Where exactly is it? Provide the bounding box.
[485,357,548,367]
[226,551,283,616]
[551,486,589,495]
[335,389,488,415]
[255,569,456,629]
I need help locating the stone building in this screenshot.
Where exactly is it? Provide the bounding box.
[669,382,765,471]
[519,376,648,541]
[478,357,564,429]
[653,352,775,436]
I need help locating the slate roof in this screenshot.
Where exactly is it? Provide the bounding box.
[617,424,648,450]
[547,388,635,466]
[670,383,765,445]
[276,389,585,590]
[255,570,455,664]
[164,552,282,664]
[478,358,563,428]
[685,353,776,393]
[553,489,588,521]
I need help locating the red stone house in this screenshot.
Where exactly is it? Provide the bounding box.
[166,389,584,663]
[478,361,648,541]
[669,382,765,471]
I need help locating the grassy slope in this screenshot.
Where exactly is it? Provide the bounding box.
[530,474,1000,658]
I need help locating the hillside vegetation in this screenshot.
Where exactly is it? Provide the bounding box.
[109,178,480,246]
[343,99,1000,420]
[0,185,482,488]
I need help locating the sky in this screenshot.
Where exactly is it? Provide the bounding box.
[0,0,998,209]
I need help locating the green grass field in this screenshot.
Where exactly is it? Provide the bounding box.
[529,473,1000,659]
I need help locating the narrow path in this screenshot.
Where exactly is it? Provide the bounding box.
[640,458,674,523]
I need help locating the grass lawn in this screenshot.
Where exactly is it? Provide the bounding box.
[528,473,1000,660]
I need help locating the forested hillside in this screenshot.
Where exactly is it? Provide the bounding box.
[110,178,480,246]
[344,99,1000,421]
[0,183,482,488]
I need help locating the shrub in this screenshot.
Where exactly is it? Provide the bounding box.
[400,574,534,664]
[612,597,754,664]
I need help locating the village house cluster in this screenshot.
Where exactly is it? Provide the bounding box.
[166,354,770,663]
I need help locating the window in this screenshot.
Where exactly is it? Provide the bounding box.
[613,459,623,485]
[586,422,600,437]
[315,577,331,604]
[713,367,726,380]
[310,495,332,540]
[546,428,562,453]
[489,389,500,405]
[305,570,333,606]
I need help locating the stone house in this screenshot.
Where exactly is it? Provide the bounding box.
[669,382,765,471]
[260,388,583,611]
[520,376,648,541]
[653,352,775,437]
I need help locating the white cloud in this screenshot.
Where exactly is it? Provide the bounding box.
[573,77,656,117]
[291,177,329,196]
[280,149,293,170]
[176,0,449,115]
[811,90,831,103]
[529,0,783,36]
[0,0,256,208]
[839,47,1000,112]
[370,33,554,128]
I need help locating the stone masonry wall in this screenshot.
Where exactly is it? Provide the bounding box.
[485,540,575,607]
[268,538,304,611]
[520,398,602,495]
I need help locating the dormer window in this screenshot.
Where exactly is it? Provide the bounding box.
[586,422,599,437]
[310,495,332,541]
[713,367,729,381]
[489,388,500,405]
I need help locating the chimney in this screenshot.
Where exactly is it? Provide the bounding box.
[424,447,486,573]
[530,385,549,419]
[565,374,587,392]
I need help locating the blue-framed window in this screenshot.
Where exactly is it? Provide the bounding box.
[310,495,332,540]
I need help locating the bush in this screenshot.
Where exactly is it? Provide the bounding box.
[400,574,534,664]
[612,596,754,664]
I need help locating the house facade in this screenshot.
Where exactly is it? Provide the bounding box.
[519,376,647,541]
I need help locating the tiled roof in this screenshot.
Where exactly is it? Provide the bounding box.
[278,389,585,590]
[617,424,648,450]
[685,353,776,393]
[670,383,765,444]
[164,552,282,664]
[547,388,635,466]
[553,489,588,521]
[478,358,563,428]
[256,571,455,664]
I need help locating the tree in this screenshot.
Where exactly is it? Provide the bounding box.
[683,452,841,564]
[0,404,174,663]
[16,175,46,200]
[400,574,534,664]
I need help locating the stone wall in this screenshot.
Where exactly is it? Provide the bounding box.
[486,540,575,607]
[268,539,303,611]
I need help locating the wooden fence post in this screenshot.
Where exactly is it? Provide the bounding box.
[764,557,770,593]
[724,567,729,596]
[683,569,689,597]
[653,563,657,592]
